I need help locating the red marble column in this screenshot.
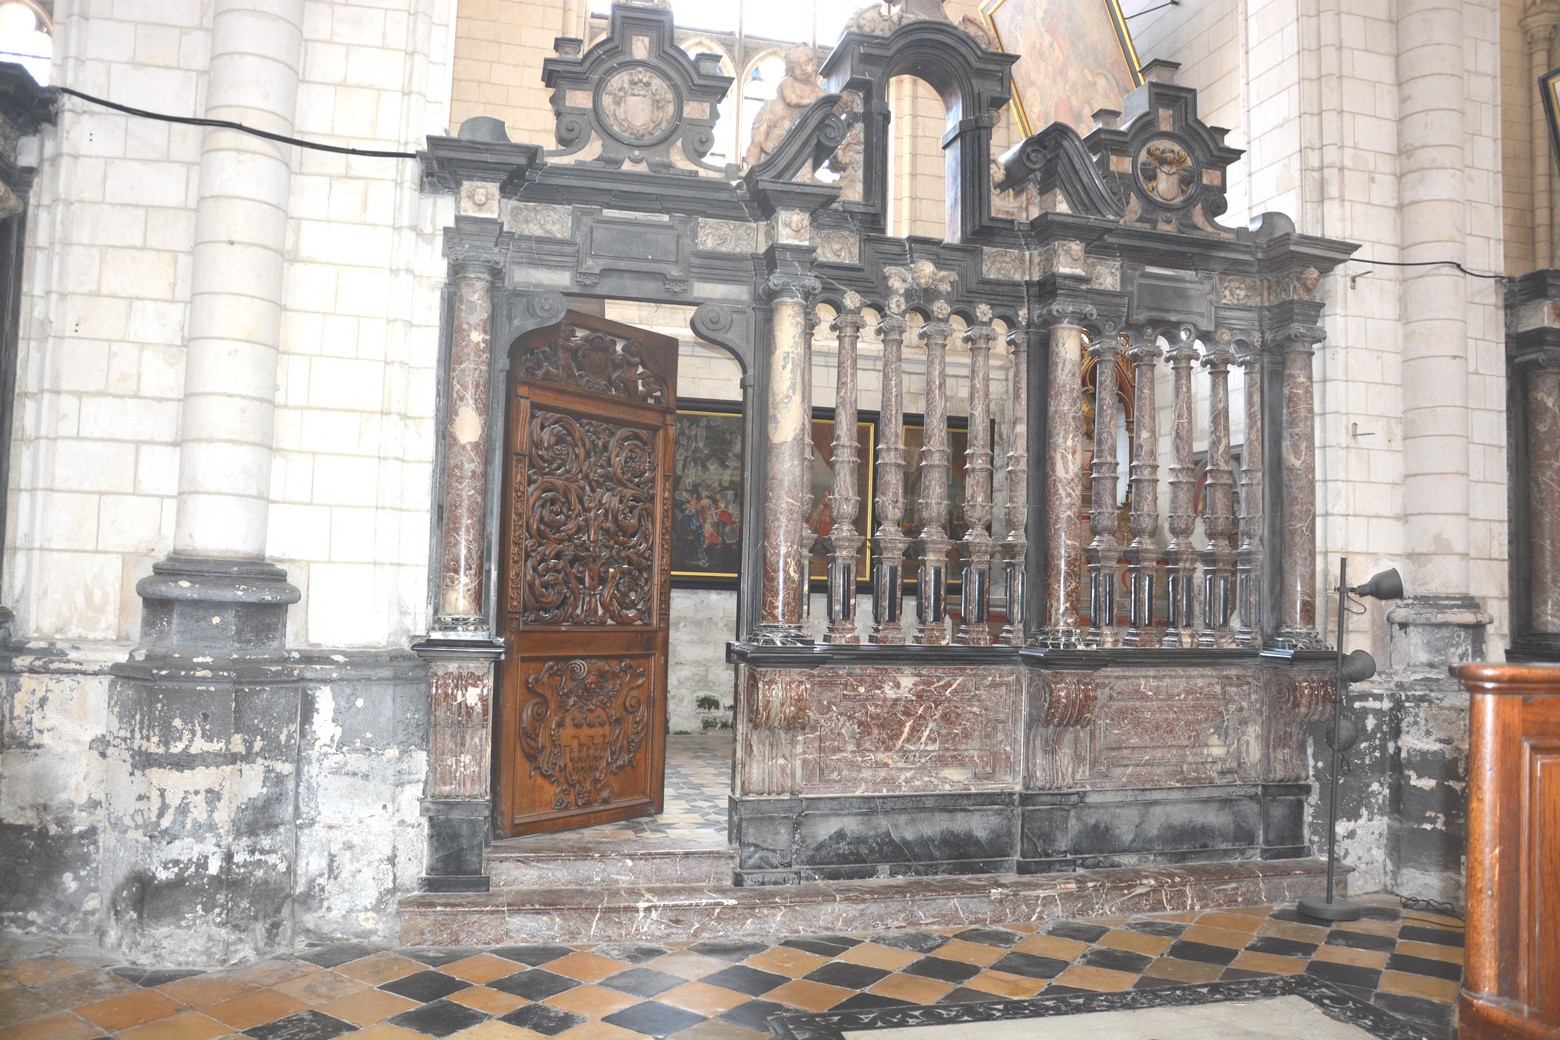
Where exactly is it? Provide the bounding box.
[1528,368,1560,631]
[871,315,911,644]
[1001,326,1031,647]
[1085,330,1123,646]
[1041,316,1088,645]
[1123,329,1162,646]
[756,276,818,644]
[438,259,500,623]
[1162,328,1199,647]
[827,297,866,644]
[918,318,954,645]
[1199,333,1238,647]
[1235,342,1265,646]
[958,316,998,645]
[1279,333,1321,640]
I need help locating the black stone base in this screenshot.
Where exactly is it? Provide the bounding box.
[730,784,1311,885]
[422,803,491,891]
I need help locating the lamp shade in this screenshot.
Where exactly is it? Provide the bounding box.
[1349,568,1403,601]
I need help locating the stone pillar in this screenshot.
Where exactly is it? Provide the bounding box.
[1235,340,1265,646]
[1162,327,1199,647]
[826,296,866,643]
[1395,0,1486,662]
[1199,332,1238,646]
[1039,307,1091,645]
[917,316,954,645]
[958,313,998,645]
[754,273,819,644]
[1276,327,1323,643]
[1000,325,1032,646]
[1085,329,1123,646]
[105,0,306,966]
[415,243,506,893]
[1123,328,1162,646]
[872,315,911,644]
[1529,366,1560,633]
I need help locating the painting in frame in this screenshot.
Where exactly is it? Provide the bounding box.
[671,399,744,588]
[980,0,1142,136]
[807,409,877,591]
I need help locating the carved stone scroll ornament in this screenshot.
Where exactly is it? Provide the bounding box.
[1265,674,1333,782]
[1029,672,1098,789]
[514,411,658,626]
[740,669,812,796]
[518,323,669,405]
[518,658,650,811]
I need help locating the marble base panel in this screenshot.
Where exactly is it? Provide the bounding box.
[487,844,736,887]
[730,785,1309,884]
[396,856,1338,946]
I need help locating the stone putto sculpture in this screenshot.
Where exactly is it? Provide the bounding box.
[744,44,825,167]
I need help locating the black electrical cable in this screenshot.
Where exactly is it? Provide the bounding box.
[1349,257,1506,281]
[50,85,419,160]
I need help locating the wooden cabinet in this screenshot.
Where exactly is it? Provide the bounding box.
[1451,662,1560,1040]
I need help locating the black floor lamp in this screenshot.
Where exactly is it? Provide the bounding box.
[1297,558,1404,923]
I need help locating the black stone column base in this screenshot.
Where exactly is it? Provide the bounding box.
[421,801,492,893]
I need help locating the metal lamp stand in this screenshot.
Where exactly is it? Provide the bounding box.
[1298,557,1362,923]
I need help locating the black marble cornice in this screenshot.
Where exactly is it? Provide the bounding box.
[1510,267,1560,306]
[521,164,753,221]
[420,132,544,197]
[1100,226,1258,274]
[726,641,1021,669]
[1250,216,1359,274]
[748,176,840,219]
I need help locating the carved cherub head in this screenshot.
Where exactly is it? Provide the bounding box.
[784,43,819,80]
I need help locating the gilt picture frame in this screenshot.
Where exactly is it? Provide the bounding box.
[980,0,1142,136]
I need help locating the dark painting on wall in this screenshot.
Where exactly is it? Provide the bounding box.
[671,400,744,587]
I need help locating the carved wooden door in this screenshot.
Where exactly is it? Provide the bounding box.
[495,313,677,837]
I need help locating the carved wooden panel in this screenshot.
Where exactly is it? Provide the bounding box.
[515,408,659,626]
[519,658,651,812]
[517,322,671,405]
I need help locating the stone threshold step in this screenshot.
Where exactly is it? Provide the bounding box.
[399,857,1335,946]
[486,844,738,887]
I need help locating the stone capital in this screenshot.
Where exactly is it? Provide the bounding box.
[762,270,822,303]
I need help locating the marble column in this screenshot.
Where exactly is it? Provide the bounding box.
[1040,310,1090,645]
[827,296,866,643]
[1085,330,1123,646]
[1277,329,1323,641]
[417,244,506,893]
[438,256,502,624]
[106,0,307,966]
[871,315,911,644]
[917,317,954,645]
[1162,328,1199,647]
[1528,368,1560,632]
[1122,329,1162,646]
[1000,326,1032,646]
[755,274,819,643]
[1235,341,1265,646]
[958,314,998,645]
[1199,333,1238,646]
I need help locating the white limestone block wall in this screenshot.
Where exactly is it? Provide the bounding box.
[1,0,462,940]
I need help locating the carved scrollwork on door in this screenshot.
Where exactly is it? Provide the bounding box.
[518,323,669,405]
[518,658,650,810]
[515,409,659,625]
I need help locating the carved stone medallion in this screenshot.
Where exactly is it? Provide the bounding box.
[598,64,679,147]
[1137,137,1198,207]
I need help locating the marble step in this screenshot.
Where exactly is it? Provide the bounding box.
[485,843,738,887]
[399,856,1337,946]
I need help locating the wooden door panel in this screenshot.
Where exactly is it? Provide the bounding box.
[495,314,677,838]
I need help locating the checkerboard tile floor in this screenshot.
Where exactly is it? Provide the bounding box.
[0,901,1463,1040]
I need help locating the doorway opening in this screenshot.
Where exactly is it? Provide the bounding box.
[492,301,742,858]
